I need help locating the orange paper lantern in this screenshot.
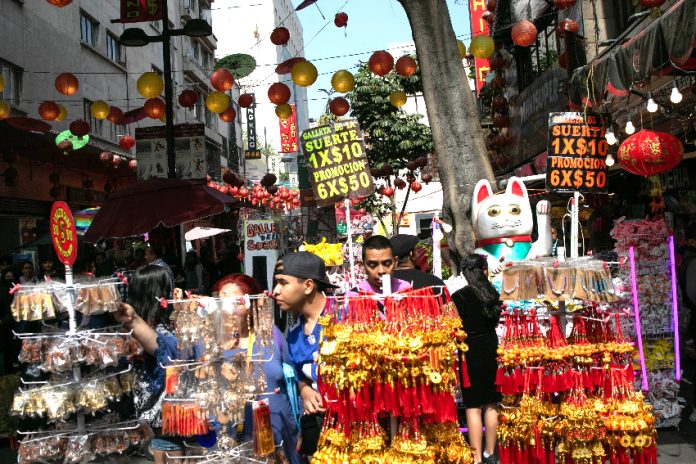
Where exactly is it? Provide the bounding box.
[270,27,290,45]
[268,83,291,105]
[557,19,580,37]
[178,89,198,108]
[395,56,417,77]
[238,93,254,108]
[334,12,348,28]
[144,98,166,119]
[511,20,537,47]
[219,106,237,122]
[119,135,135,150]
[39,101,61,121]
[210,68,234,92]
[46,0,73,6]
[69,119,90,137]
[618,130,683,177]
[329,97,350,116]
[107,106,123,124]
[368,51,394,76]
[55,73,79,95]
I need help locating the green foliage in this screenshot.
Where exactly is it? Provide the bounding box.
[345,61,433,171]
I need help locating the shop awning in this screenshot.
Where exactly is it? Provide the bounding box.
[83,178,237,242]
[569,0,696,105]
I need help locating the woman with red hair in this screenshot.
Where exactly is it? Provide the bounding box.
[212,274,301,464]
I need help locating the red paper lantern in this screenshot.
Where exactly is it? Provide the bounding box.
[382,187,395,197]
[410,181,422,193]
[119,135,135,150]
[334,12,348,28]
[395,56,417,77]
[210,68,234,92]
[219,106,237,122]
[487,0,497,12]
[69,119,90,137]
[489,52,505,71]
[57,140,72,152]
[557,19,580,37]
[511,20,537,47]
[99,151,113,163]
[47,0,73,6]
[368,51,394,76]
[112,154,122,166]
[178,89,198,108]
[128,159,137,170]
[617,130,684,177]
[107,106,123,124]
[38,101,61,121]
[329,97,350,116]
[268,83,291,105]
[270,27,290,46]
[554,0,576,10]
[55,73,79,95]
[422,173,433,184]
[640,0,665,8]
[238,93,254,108]
[144,98,166,119]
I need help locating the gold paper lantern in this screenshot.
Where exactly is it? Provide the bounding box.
[0,100,11,120]
[331,70,355,93]
[470,35,495,59]
[291,61,318,87]
[55,104,68,122]
[457,40,467,59]
[275,103,292,119]
[90,100,110,120]
[137,72,164,98]
[0,75,4,93]
[389,90,407,108]
[159,113,167,123]
[205,91,230,113]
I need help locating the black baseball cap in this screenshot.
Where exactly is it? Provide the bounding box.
[390,234,419,258]
[281,251,338,288]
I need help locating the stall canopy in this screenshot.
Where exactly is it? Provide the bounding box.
[569,0,696,106]
[84,178,236,242]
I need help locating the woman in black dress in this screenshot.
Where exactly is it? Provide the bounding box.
[451,254,502,464]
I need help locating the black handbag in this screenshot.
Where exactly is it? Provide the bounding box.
[298,413,324,455]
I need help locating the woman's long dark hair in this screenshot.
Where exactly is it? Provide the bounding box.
[127,265,170,326]
[459,254,502,319]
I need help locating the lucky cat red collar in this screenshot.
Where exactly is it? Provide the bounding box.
[477,235,532,247]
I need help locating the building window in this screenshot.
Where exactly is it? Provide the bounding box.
[0,59,22,105]
[106,32,123,63]
[80,12,98,47]
[83,99,103,137]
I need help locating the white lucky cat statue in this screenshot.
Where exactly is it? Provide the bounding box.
[472,177,553,274]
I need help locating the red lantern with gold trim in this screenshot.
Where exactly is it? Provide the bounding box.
[144,98,166,119]
[268,83,291,105]
[178,89,198,108]
[219,106,237,122]
[512,20,537,47]
[368,51,394,76]
[557,19,580,37]
[210,69,234,92]
[618,130,683,177]
[119,135,135,150]
[55,73,79,95]
[270,27,290,46]
[395,56,417,77]
[329,97,350,116]
[39,101,61,121]
[238,93,254,108]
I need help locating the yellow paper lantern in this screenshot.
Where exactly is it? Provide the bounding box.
[0,100,11,120]
[275,103,292,119]
[137,72,164,98]
[291,61,318,87]
[205,91,230,113]
[331,70,355,93]
[160,113,167,123]
[55,104,68,122]
[90,100,110,120]
[457,40,467,59]
[389,90,407,108]
[470,35,495,59]
[0,75,5,93]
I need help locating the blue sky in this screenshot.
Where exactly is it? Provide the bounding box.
[295,0,473,118]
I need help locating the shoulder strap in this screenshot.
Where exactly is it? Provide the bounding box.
[272,327,301,428]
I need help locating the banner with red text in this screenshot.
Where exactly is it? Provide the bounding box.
[279,104,298,153]
[120,0,163,24]
[469,0,491,94]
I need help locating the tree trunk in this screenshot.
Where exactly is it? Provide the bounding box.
[398,0,495,265]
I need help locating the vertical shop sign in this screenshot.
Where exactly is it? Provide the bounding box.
[246,94,257,151]
[119,0,163,23]
[300,119,375,207]
[244,220,279,292]
[50,202,78,266]
[468,0,491,94]
[546,112,609,193]
[279,104,298,153]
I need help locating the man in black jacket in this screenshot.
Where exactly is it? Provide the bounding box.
[390,234,445,290]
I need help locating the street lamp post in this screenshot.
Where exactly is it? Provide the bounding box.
[118,0,212,179]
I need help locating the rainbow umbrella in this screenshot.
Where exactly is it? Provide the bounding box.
[74,207,100,236]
